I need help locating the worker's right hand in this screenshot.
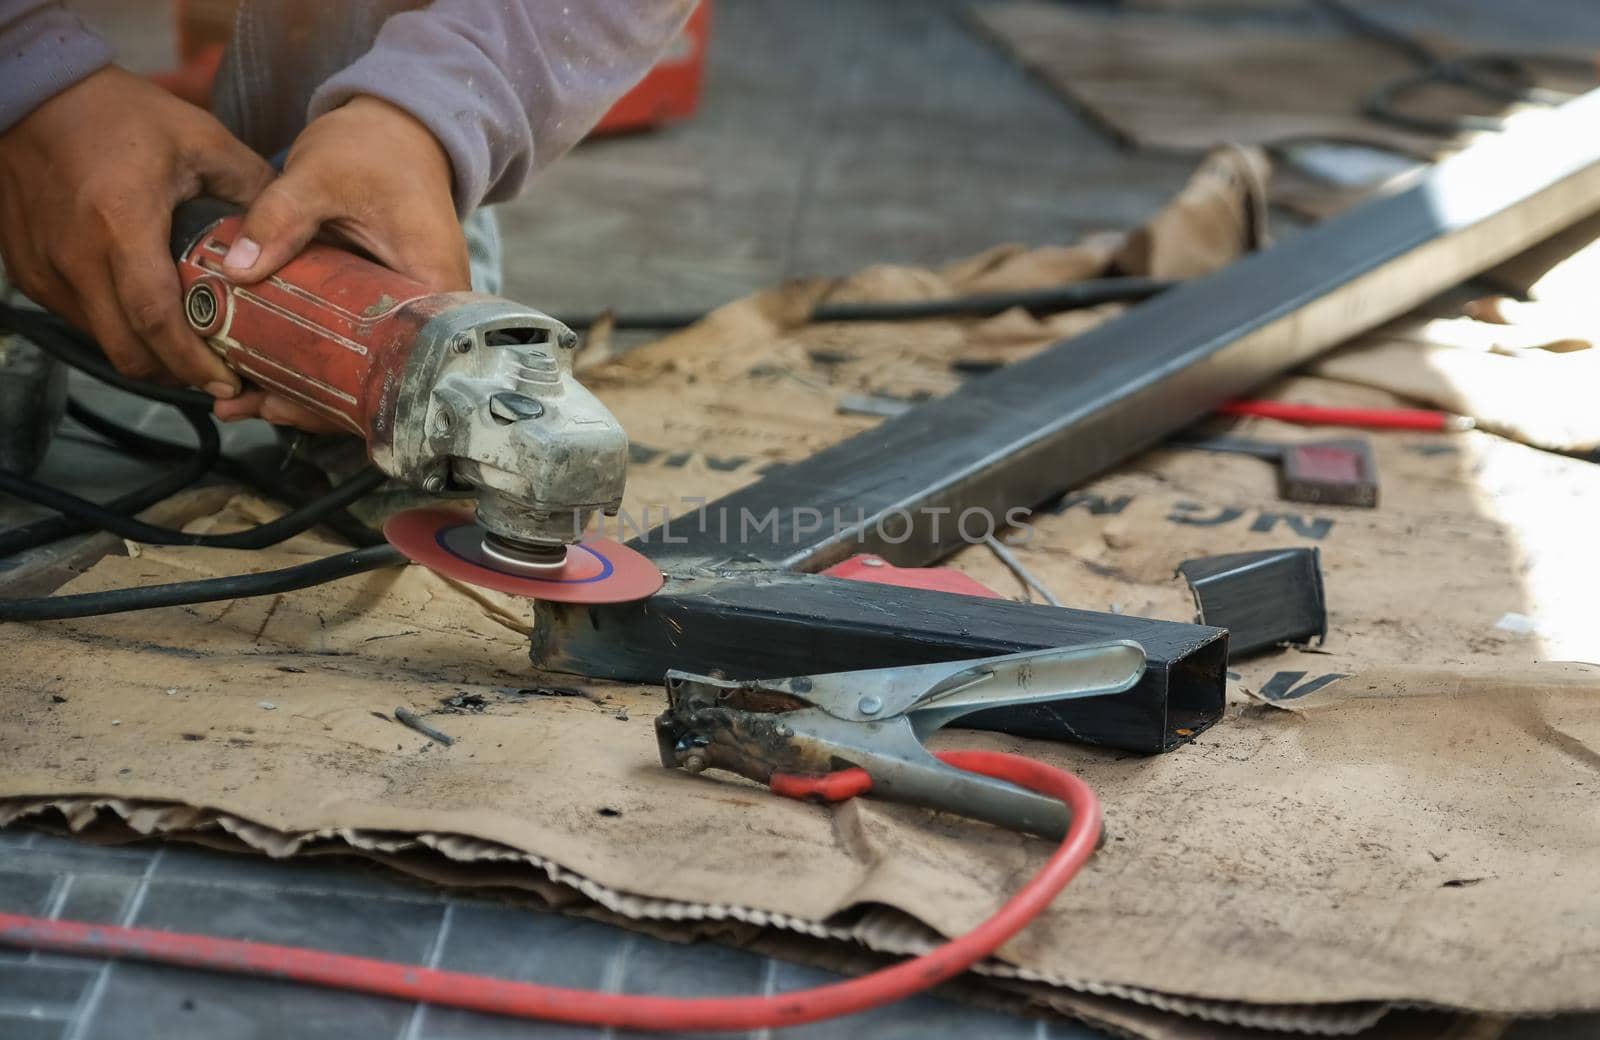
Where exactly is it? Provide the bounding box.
[0,66,275,399]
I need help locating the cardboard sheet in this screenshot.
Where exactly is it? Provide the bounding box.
[5,479,1598,1022]
[968,3,1596,215]
[968,4,1466,158]
[4,151,1599,1035]
[1310,218,1600,453]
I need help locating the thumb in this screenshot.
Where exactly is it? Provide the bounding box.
[221,171,332,283]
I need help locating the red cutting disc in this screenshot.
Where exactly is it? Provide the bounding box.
[383,507,664,603]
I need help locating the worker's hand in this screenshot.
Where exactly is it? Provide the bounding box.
[213,95,470,431]
[0,67,274,397]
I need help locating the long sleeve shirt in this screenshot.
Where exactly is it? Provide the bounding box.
[0,0,696,212]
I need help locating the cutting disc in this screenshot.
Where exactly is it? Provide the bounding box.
[383,507,664,603]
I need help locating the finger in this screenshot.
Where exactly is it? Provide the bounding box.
[222,171,334,284]
[214,389,267,423]
[2,237,78,320]
[215,390,344,433]
[65,258,170,383]
[188,131,276,208]
[107,222,240,397]
[258,393,346,434]
[0,199,67,315]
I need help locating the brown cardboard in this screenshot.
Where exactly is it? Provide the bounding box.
[4,151,1597,1035]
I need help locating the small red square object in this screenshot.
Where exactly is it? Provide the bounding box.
[823,555,1003,600]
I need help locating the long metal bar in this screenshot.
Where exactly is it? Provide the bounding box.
[535,89,1600,753]
[637,89,1600,571]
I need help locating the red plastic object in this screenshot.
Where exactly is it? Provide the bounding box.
[824,554,1001,599]
[1220,400,1470,432]
[383,507,664,603]
[0,750,1100,1033]
[592,1,711,135]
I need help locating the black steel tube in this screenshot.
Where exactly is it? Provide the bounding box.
[634,87,1600,571]
[534,573,1227,753]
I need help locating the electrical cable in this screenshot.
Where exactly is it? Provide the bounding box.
[0,464,386,551]
[0,406,219,558]
[66,397,201,461]
[0,749,1098,1032]
[1306,0,1591,137]
[0,304,386,556]
[0,543,405,622]
[0,302,212,410]
[556,277,1176,332]
[62,398,385,548]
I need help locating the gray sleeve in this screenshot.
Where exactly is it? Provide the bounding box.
[307,0,698,215]
[0,0,114,133]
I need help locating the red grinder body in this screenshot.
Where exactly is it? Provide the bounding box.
[171,203,448,442]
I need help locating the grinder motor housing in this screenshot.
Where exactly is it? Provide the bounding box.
[169,199,628,554]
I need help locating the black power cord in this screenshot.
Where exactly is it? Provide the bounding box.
[0,544,405,622]
[0,464,387,551]
[64,399,386,549]
[0,302,402,622]
[555,277,1176,332]
[0,303,213,410]
[0,301,386,554]
[1307,0,1592,137]
[0,405,219,559]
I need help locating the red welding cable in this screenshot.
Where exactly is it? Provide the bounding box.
[1220,399,1474,432]
[0,750,1097,1032]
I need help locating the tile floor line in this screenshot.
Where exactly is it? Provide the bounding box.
[25,872,75,966]
[65,846,163,1040]
[597,932,639,1040]
[749,955,782,1040]
[397,902,455,1040]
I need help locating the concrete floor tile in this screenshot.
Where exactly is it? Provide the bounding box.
[0,870,58,915]
[766,958,1048,1040]
[132,879,444,963]
[0,1019,69,1040]
[54,874,140,926]
[0,961,97,1020]
[78,961,412,1040]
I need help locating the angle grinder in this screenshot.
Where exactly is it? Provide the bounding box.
[171,199,662,603]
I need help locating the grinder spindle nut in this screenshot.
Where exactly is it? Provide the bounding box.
[183,278,229,337]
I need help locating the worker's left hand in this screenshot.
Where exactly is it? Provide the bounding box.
[214,95,471,431]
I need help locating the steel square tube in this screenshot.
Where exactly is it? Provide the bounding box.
[535,89,1600,752]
